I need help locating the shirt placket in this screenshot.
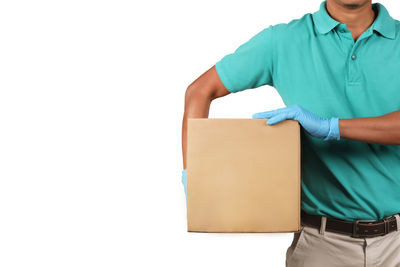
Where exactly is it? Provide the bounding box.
[336,24,373,86]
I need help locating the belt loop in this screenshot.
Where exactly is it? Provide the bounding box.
[394,214,400,231]
[319,216,327,235]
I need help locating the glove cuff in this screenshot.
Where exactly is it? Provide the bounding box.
[323,117,340,141]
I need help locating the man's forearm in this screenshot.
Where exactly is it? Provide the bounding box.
[182,89,212,169]
[181,65,231,170]
[339,110,400,145]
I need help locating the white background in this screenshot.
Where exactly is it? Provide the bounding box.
[0,0,398,266]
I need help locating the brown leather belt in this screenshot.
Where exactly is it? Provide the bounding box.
[301,210,399,238]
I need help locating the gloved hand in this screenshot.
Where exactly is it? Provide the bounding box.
[252,104,340,141]
[182,169,187,201]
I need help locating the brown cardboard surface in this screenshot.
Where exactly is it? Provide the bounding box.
[187,118,300,233]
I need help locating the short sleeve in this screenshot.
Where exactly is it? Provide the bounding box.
[215,26,275,93]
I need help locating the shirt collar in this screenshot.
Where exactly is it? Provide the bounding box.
[312,1,340,35]
[372,3,396,39]
[312,1,396,40]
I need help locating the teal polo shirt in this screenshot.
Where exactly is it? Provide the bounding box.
[215,0,400,221]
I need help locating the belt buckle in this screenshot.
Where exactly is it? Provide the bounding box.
[382,217,391,235]
[352,219,376,238]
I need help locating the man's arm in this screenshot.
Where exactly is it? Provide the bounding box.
[339,110,400,145]
[182,65,230,169]
[252,105,400,145]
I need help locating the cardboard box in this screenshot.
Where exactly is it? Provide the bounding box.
[187,118,300,233]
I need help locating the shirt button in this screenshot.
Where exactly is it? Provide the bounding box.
[351,55,356,60]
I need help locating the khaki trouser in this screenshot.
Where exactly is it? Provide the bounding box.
[286,214,400,267]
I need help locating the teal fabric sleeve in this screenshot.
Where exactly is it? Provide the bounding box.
[214,26,274,93]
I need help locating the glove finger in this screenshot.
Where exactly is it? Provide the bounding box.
[252,111,273,119]
[286,110,298,119]
[252,107,286,119]
[266,113,288,125]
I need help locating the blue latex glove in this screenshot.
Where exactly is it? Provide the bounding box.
[181,169,187,201]
[252,104,340,141]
